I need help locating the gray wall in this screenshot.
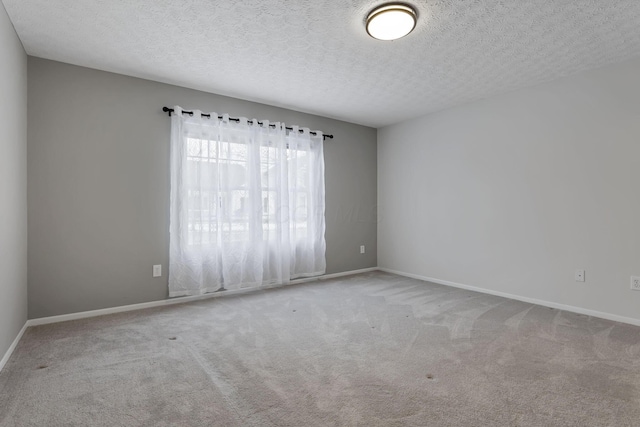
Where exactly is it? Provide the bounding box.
[0,4,27,359]
[28,57,377,318]
[378,58,640,322]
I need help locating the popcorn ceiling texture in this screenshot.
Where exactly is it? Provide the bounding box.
[4,0,640,127]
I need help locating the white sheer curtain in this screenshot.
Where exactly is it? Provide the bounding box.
[168,106,326,297]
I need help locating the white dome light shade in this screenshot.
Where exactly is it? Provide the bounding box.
[366,4,417,41]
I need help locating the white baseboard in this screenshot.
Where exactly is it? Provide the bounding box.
[0,322,29,373]
[27,267,378,327]
[378,267,640,327]
[295,267,378,283]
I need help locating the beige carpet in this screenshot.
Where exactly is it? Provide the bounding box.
[1,271,640,426]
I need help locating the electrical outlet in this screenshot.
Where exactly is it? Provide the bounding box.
[575,269,585,282]
[360,245,365,254]
[153,264,162,278]
[631,276,640,291]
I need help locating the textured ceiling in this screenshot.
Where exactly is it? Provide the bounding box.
[4,0,640,128]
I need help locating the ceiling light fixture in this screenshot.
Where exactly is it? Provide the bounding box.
[366,3,417,41]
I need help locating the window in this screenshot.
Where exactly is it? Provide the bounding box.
[168,108,326,296]
[184,137,312,246]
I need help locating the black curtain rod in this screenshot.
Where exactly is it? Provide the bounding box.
[162,107,333,139]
